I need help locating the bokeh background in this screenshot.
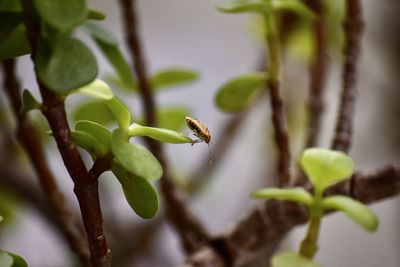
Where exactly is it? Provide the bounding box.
[0,0,399,266]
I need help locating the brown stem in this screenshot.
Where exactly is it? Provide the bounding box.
[295,0,329,187]
[20,1,111,266]
[184,162,400,266]
[304,0,328,149]
[1,59,91,266]
[117,0,210,253]
[331,0,364,152]
[267,79,291,187]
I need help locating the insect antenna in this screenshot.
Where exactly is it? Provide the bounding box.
[207,142,213,165]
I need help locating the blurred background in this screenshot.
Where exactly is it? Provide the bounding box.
[0,0,399,266]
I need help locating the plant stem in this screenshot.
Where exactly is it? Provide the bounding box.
[1,59,91,266]
[117,0,210,253]
[263,2,291,187]
[299,216,322,259]
[331,0,364,152]
[20,1,111,266]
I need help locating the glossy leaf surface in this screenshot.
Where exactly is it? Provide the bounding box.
[75,120,111,149]
[215,72,266,112]
[72,101,115,126]
[111,162,158,219]
[72,79,113,100]
[128,123,193,144]
[150,68,198,90]
[105,97,131,129]
[34,0,87,31]
[111,129,163,180]
[35,37,98,92]
[322,196,379,232]
[20,89,41,114]
[300,148,354,192]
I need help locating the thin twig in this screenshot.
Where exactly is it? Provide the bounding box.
[331,0,364,152]
[117,0,210,253]
[20,1,111,266]
[184,162,400,266]
[295,0,329,186]
[265,11,291,187]
[1,59,91,266]
[304,0,328,149]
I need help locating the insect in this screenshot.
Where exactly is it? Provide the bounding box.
[185,116,213,164]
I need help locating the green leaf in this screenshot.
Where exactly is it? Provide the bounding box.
[150,68,199,90]
[0,25,30,60]
[83,22,134,88]
[272,0,316,20]
[0,12,21,41]
[97,42,134,88]
[271,252,320,267]
[0,215,3,223]
[87,9,106,21]
[252,187,313,206]
[215,72,266,112]
[71,79,113,100]
[71,130,103,156]
[0,1,21,12]
[6,252,28,267]
[217,1,268,14]
[104,74,137,93]
[72,100,115,126]
[300,148,354,192]
[33,0,87,32]
[105,97,131,129]
[128,123,193,144]
[111,129,163,180]
[35,36,98,92]
[157,106,191,131]
[75,120,111,149]
[0,251,13,267]
[111,162,158,219]
[20,89,42,114]
[82,21,117,46]
[322,196,379,232]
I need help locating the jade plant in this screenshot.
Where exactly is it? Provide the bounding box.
[215,0,316,112]
[23,79,194,219]
[252,148,379,267]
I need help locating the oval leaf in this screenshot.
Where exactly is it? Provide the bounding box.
[0,25,30,60]
[300,148,354,192]
[105,97,131,129]
[217,1,268,14]
[111,129,163,180]
[83,21,117,46]
[322,196,379,232]
[71,130,103,156]
[34,0,87,32]
[128,123,193,144]
[215,72,266,112]
[35,36,98,92]
[87,9,106,21]
[272,0,316,20]
[271,252,320,267]
[150,68,199,90]
[0,215,3,223]
[75,120,111,149]
[20,89,41,114]
[72,79,113,100]
[111,162,158,219]
[72,100,115,126]
[0,251,13,267]
[252,187,313,206]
